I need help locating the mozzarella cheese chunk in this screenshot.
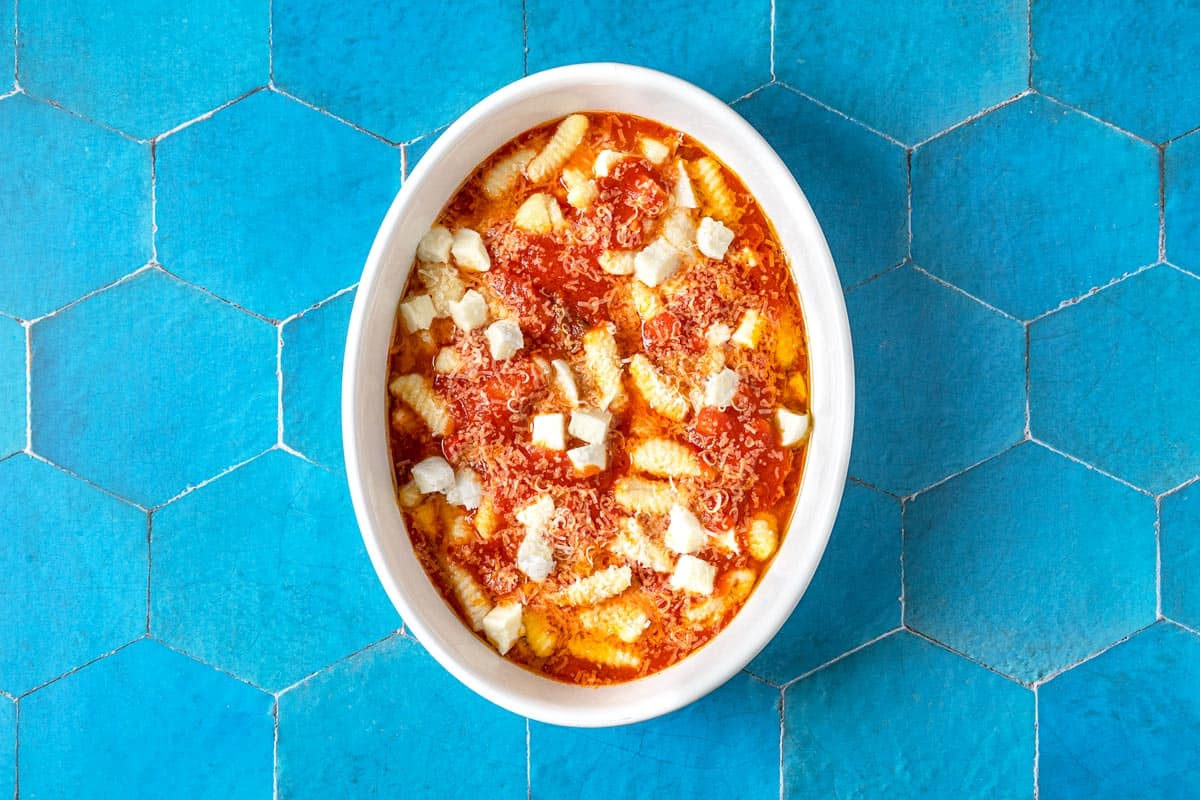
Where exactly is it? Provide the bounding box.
[706,322,732,346]
[569,408,611,444]
[670,555,717,595]
[593,149,625,177]
[704,368,739,409]
[416,225,453,263]
[445,467,483,510]
[634,238,682,287]
[551,359,581,405]
[776,408,811,447]
[481,603,523,655]
[673,159,697,208]
[598,250,636,276]
[731,309,764,349]
[485,319,524,360]
[411,456,455,495]
[516,495,555,532]
[451,228,491,272]
[567,442,608,473]
[433,347,460,374]
[531,413,567,451]
[399,294,436,333]
[660,208,695,253]
[517,531,555,581]
[696,216,735,260]
[448,289,489,332]
[665,505,707,554]
[639,136,670,164]
[562,167,598,209]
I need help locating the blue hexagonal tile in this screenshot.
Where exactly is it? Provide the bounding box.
[157,91,396,321]
[1166,130,1200,272]
[526,0,768,104]
[0,94,150,320]
[0,455,146,695]
[1040,623,1200,799]
[912,94,1159,320]
[273,0,523,143]
[776,0,1027,144]
[0,696,11,799]
[749,481,899,683]
[847,265,1025,496]
[734,84,908,287]
[907,443,1155,683]
[19,0,267,139]
[0,317,22,458]
[1034,0,1200,143]
[20,639,273,799]
[784,631,1034,798]
[152,450,397,690]
[29,270,275,507]
[277,635,525,799]
[1030,265,1200,494]
[282,290,351,470]
[1162,481,1200,631]
[531,671,777,800]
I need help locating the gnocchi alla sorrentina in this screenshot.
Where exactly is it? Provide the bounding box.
[388,112,810,685]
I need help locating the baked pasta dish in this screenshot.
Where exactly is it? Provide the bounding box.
[387,112,810,685]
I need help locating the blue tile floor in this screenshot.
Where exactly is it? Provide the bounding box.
[2,2,1198,797]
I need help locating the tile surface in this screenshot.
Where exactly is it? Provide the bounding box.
[6,3,1200,798]
[19,639,274,800]
[847,265,1025,496]
[0,317,22,458]
[273,0,523,143]
[526,0,769,105]
[29,270,276,507]
[750,480,900,683]
[531,672,780,800]
[912,94,1159,320]
[156,91,396,321]
[277,635,525,800]
[735,84,908,287]
[1162,481,1200,631]
[151,450,398,690]
[1166,131,1200,272]
[784,631,1034,798]
[1030,265,1200,494]
[1040,623,1200,799]
[18,0,267,139]
[1033,0,1200,142]
[281,291,353,469]
[776,0,1028,143]
[0,95,151,320]
[0,456,147,695]
[906,443,1156,682]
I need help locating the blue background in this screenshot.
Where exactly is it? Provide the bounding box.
[2,1,1198,797]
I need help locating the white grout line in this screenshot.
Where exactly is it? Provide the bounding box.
[780,627,903,689]
[905,627,1031,688]
[1031,621,1155,688]
[152,637,272,693]
[149,139,159,264]
[1159,144,1167,262]
[275,322,285,446]
[22,89,146,143]
[26,263,156,325]
[267,0,274,88]
[905,439,1024,504]
[1023,322,1032,438]
[144,513,153,635]
[1038,92,1158,147]
[9,0,16,93]
[525,717,532,800]
[269,85,397,146]
[273,441,323,470]
[1159,471,1200,500]
[153,264,277,324]
[10,693,17,800]
[1026,0,1034,90]
[768,0,776,82]
[1032,684,1040,799]
[1028,437,1154,497]
[23,320,31,454]
[273,629,403,698]
[1026,261,1159,324]
[272,696,280,800]
[843,259,907,295]
[18,636,145,699]
[777,686,786,800]
[148,446,272,512]
[898,498,908,626]
[1166,261,1200,282]
[905,148,913,260]
[279,283,356,326]
[1164,617,1200,638]
[1155,496,1163,619]
[520,0,529,77]
[845,474,905,502]
[1165,122,1200,145]
[153,85,267,144]
[910,263,1023,322]
[729,80,774,107]
[773,80,908,148]
[26,450,149,511]
[910,89,1032,150]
